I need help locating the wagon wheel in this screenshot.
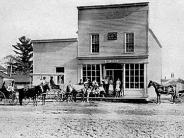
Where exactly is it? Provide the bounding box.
[9,93,18,105]
[0,91,6,105]
[177,93,184,103]
[22,97,30,105]
[54,93,63,102]
[54,90,62,102]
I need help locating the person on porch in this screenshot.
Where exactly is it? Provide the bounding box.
[108,77,114,96]
[104,76,109,96]
[115,78,121,97]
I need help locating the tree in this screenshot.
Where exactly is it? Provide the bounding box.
[12,36,33,74]
[3,55,18,76]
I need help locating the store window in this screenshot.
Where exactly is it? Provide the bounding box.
[125,64,144,89]
[82,64,100,83]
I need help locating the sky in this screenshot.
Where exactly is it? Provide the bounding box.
[0,0,184,79]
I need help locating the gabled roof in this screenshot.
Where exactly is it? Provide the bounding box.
[149,28,162,48]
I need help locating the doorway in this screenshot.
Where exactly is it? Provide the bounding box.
[105,63,123,83]
[114,70,122,82]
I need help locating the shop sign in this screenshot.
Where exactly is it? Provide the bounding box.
[104,60,119,63]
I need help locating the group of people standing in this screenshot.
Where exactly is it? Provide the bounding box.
[79,76,122,97]
[102,77,122,97]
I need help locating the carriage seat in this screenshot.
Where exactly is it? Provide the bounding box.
[50,84,60,89]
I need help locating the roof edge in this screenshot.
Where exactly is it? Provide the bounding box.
[77,55,148,60]
[149,28,162,48]
[32,38,78,43]
[77,2,149,10]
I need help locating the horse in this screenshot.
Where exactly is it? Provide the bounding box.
[148,80,176,104]
[18,85,43,106]
[90,85,106,98]
[63,84,84,102]
[178,90,184,97]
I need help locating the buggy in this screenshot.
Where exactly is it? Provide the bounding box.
[0,78,18,105]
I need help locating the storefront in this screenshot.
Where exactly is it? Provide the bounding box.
[78,55,148,97]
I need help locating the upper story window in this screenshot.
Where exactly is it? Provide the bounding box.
[125,33,134,53]
[91,34,99,53]
[56,67,64,73]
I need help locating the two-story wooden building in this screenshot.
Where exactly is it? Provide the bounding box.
[32,2,162,98]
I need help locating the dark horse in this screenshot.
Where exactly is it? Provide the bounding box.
[64,84,78,102]
[18,85,43,106]
[148,80,176,103]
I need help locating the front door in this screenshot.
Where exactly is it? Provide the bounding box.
[105,63,123,84]
[114,70,122,83]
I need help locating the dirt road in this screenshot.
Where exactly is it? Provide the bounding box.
[0,101,184,138]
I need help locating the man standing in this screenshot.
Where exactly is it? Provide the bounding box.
[40,77,47,105]
[104,77,109,96]
[84,78,90,102]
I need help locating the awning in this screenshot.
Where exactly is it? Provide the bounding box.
[77,55,148,64]
[32,73,64,76]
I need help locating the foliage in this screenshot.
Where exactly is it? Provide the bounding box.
[12,36,33,74]
[3,55,18,74]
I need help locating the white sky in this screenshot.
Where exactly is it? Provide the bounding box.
[0,0,184,79]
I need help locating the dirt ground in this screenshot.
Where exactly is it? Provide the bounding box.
[0,100,184,138]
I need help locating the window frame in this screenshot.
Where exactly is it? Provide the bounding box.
[56,67,64,73]
[82,64,100,83]
[125,32,134,53]
[90,34,99,54]
[125,64,144,89]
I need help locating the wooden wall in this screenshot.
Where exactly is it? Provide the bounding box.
[33,40,78,85]
[147,30,162,98]
[78,5,148,57]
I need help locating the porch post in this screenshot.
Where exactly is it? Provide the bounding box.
[103,65,106,78]
[122,64,125,96]
[100,64,102,84]
[80,64,83,82]
[144,63,148,97]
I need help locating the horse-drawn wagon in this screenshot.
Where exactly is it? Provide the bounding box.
[148,79,184,103]
[0,78,18,105]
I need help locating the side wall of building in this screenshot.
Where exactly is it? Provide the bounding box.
[147,31,162,98]
[33,41,78,85]
[78,5,148,57]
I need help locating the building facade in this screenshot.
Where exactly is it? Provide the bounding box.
[32,2,162,98]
